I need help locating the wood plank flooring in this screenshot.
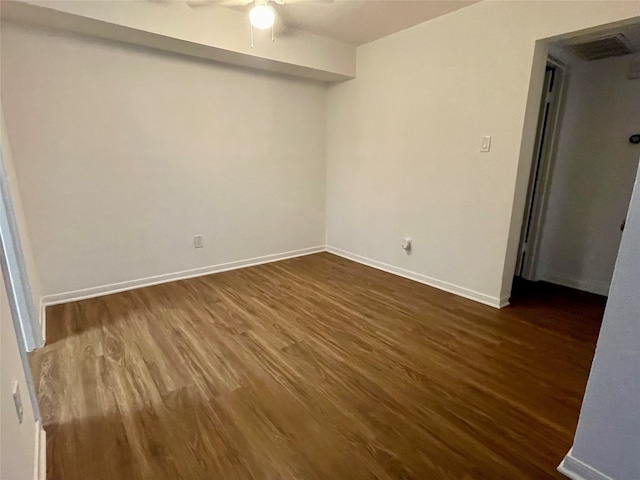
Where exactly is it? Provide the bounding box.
[29,253,604,480]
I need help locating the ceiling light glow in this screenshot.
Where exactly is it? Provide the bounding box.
[249,4,275,30]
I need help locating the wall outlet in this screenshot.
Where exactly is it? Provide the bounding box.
[480,135,492,152]
[12,381,23,424]
[402,237,412,252]
[193,235,203,249]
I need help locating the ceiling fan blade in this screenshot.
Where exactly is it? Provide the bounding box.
[280,0,334,4]
[187,0,333,7]
[186,0,250,7]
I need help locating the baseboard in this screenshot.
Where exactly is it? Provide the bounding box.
[542,273,610,296]
[558,450,614,480]
[40,244,507,310]
[326,246,507,309]
[33,421,46,480]
[41,246,325,306]
[498,294,511,308]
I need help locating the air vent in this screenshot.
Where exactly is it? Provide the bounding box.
[571,34,632,61]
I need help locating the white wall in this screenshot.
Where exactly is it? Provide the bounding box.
[326,0,640,307]
[0,271,37,480]
[0,22,327,298]
[559,158,640,480]
[3,2,640,308]
[536,53,640,296]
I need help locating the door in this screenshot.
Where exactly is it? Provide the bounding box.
[515,61,564,279]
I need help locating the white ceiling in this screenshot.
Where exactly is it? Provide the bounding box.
[234,1,480,46]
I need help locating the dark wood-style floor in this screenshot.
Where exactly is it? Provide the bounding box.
[29,253,605,480]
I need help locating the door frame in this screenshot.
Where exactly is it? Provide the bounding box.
[0,147,42,423]
[0,144,43,351]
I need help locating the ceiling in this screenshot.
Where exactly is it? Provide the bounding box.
[233,0,480,46]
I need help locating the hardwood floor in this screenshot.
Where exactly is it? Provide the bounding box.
[29,253,604,480]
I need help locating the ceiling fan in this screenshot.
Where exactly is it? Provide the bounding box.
[187,0,333,46]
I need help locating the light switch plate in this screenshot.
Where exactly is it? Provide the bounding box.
[480,135,492,153]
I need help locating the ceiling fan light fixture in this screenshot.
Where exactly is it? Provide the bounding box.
[249,4,275,30]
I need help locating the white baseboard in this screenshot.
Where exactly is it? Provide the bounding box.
[41,246,325,307]
[33,421,46,480]
[326,246,507,309]
[542,273,610,296]
[39,244,507,312]
[558,450,614,480]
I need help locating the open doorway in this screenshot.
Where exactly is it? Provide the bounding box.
[514,23,640,298]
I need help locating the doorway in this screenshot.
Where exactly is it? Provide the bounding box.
[514,27,640,297]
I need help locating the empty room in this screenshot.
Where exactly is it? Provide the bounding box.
[1,1,639,479]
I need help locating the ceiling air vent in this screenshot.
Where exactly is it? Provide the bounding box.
[571,34,633,61]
